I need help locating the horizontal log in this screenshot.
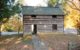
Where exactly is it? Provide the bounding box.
[23,18,63,20]
[23,20,63,23]
[23,23,63,25]
[23,16,64,18]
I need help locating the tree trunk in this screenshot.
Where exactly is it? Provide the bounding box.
[0,24,2,36]
[18,17,20,37]
[18,26,20,37]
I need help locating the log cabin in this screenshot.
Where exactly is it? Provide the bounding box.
[22,6,65,35]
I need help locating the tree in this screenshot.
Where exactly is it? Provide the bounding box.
[48,0,65,7]
[64,0,80,34]
[65,0,80,11]
[48,0,80,34]
[0,0,21,36]
[48,0,57,7]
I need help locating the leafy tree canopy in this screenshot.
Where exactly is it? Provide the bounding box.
[0,0,21,35]
[0,0,21,23]
[48,0,57,7]
[48,0,65,7]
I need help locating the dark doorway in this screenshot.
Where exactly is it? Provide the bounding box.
[32,24,37,35]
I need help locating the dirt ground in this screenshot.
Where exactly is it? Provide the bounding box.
[38,33,80,50]
[0,35,34,50]
[0,33,80,50]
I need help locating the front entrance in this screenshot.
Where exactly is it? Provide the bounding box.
[32,24,37,35]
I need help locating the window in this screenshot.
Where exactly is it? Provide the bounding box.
[52,24,57,30]
[52,15,57,18]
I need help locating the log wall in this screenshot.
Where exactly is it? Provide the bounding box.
[23,15,64,34]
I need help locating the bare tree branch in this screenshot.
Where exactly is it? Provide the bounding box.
[66,0,80,11]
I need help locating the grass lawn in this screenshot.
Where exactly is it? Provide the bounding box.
[0,34,34,50]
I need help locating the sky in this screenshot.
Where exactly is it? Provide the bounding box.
[23,0,49,7]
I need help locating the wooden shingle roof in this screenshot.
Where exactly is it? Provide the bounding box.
[22,6,65,15]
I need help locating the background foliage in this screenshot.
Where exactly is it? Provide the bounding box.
[0,0,22,33]
[2,15,23,32]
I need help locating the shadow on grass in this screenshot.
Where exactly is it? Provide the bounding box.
[0,34,34,50]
